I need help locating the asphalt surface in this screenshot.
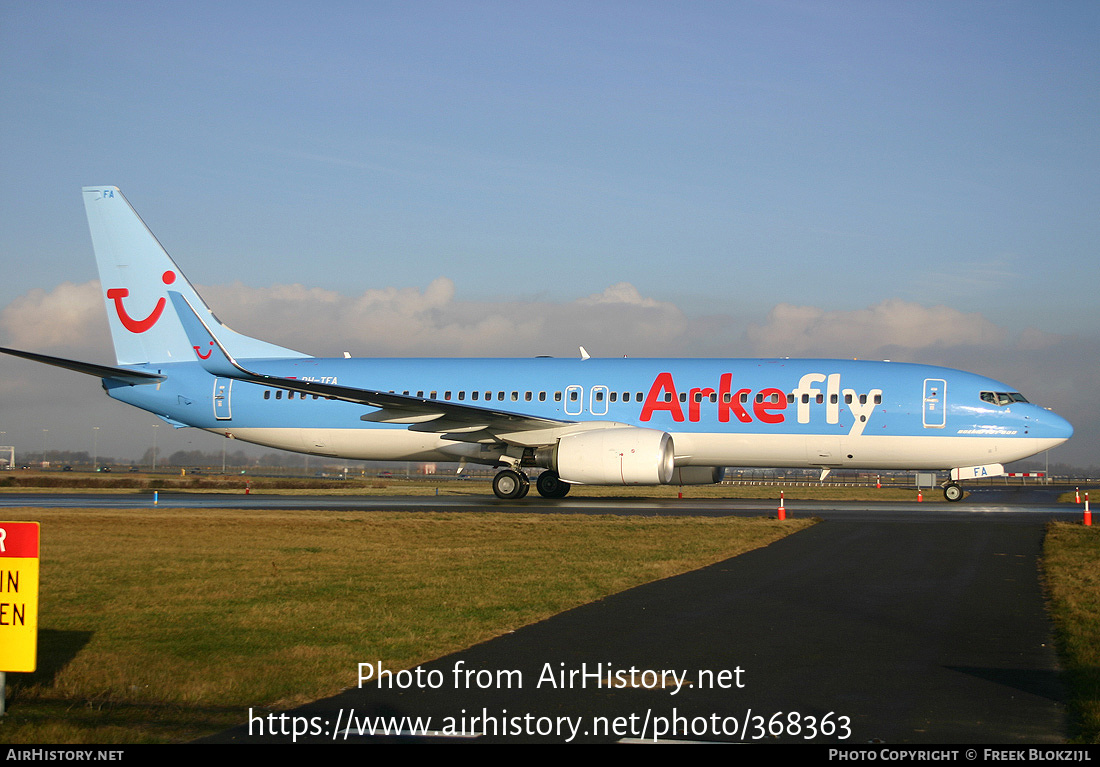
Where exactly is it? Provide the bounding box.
[0,484,1084,521]
[6,488,1082,743]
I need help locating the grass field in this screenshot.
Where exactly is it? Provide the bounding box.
[1043,522,1100,743]
[0,508,811,743]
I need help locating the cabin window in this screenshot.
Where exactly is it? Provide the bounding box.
[511,391,519,401]
[569,390,578,402]
[594,390,604,402]
[497,392,504,401]
[275,391,282,399]
[430,391,437,399]
[264,391,270,400]
[458,391,465,400]
[416,391,424,398]
[538,392,546,402]
[554,391,562,402]
[444,391,451,400]
[525,392,532,401]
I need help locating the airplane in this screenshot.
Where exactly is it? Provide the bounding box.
[0,186,1074,501]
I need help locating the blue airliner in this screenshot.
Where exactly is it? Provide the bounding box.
[0,187,1073,501]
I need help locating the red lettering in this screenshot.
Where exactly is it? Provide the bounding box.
[718,374,752,423]
[753,387,788,424]
[640,372,684,422]
[641,374,788,426]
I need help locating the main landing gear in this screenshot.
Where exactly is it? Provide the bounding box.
[492,469,571,499]
[535,470,570,499]
[492,469,529,499]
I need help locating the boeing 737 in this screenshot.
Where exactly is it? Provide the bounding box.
[0,187,1074,501]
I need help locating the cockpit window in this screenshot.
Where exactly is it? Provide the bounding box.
[980,391,1029,406]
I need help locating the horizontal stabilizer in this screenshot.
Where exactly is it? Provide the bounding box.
[0,346,165,384]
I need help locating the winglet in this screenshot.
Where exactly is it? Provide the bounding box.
[167,291,249,378]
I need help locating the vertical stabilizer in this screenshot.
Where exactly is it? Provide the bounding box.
[83,186,309,365]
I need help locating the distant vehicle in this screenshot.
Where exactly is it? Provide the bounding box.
[0,186,1075,501]
[62,465,73,471]
[98,466,112,473]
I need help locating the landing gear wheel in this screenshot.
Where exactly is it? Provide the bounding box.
[536,470,570,499]
[944,482,963,502]
[493,469,528,500]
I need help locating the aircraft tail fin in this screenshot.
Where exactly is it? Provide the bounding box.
[82,186,309,365]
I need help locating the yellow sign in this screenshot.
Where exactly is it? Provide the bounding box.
[0,521,39,673]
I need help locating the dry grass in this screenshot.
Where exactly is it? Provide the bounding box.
[1043,522,1100,743]
[0,507,810,743]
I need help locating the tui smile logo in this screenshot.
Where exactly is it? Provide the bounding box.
[107,271,176,333]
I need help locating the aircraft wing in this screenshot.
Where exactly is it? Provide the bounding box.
[0,346,166,385]
[167,292,574,437]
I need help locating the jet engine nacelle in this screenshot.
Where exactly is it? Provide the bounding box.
[542,427,676,486]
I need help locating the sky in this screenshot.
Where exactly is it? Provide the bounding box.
[1,1,1097,468]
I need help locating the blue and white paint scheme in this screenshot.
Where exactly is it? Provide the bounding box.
[1,187,1073,501]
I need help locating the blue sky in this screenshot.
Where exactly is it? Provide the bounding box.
[1,1,1097,466]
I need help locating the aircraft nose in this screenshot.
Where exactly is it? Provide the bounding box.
[1037,408,1074,442]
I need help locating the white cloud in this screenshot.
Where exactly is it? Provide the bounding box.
[0,281,111,356]
[744,299,1007,357]
[202,278,687,357]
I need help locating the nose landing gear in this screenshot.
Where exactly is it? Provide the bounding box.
[943,482,963,502]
